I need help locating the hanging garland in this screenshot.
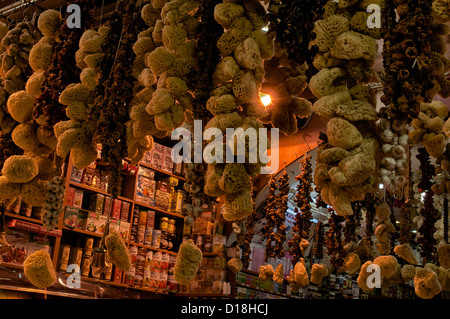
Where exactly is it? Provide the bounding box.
[324,210,346,269]
[266,0,327,79]
[273,170,289,259]
[288,154,313,265]
[416,147,438,262]
[242,186,257,269]
[262,174,277,260]
[313,221,324,261]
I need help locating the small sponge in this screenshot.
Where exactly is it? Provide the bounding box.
[2,155,39,184]
[7,90,34,123]
[24,249,56,288]
[105,229,131,271]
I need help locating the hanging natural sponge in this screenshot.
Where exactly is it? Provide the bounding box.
[373,255,399,278]
[0,176,21,201]
[174,239,202,285]
[227,257,243,274]
[2,155,39,183]
[29,38,54,72]
[7,90,34,123]
[341,252,361,276]
[259,264,274,281]
[357,260,374,290]
[414,267,442,299]
[105,229,131,271]
[311,263,328,285]
[23,249,57,288]
[21,178,47,207]
[394,243,418,265]
[326,117,363,149]
[11,123,40,152]
[223,188,253,221]
[330,31,378,61]
[401,264,416,282]
[219,163,251,194]
[273,263,284,284]
[25,70,45,98]
[37,9,62,39]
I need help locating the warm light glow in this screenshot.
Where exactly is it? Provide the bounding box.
[260,93,272,107]
[261,26,269,31]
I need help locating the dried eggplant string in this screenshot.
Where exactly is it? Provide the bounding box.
[242,185,257,269]
[263,174,277,261]
[288,154,313,265]
[416,147,438,263]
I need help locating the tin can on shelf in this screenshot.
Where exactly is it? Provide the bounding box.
[145,250,153,267]
[130,209,139,242]
[144,227,153,245]
[138,210,148,227]
[136,225,146,244]
[152,229,161,248]
[83,237,94,256]
[69,247,83,267]
[59,244,71,272]
[168,219,175,233]
[80,255,91,277]
[160,231,169,250]
[159,217,169,231]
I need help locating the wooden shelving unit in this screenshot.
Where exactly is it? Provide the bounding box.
[2,151,189,299]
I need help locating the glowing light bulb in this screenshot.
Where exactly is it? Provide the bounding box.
[260,93,272,107]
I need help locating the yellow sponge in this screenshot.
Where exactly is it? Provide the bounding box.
[24,249,56,288]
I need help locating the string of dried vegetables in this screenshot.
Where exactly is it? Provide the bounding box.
[242,186,257,269]
[324,210,346,269]
[93,1,141,197]
[33,0,94,134]
[312,221,324,261]
[263,174,277,260]
[266,0,327,79]
[288,154,313,265]
[273,170,289,259]
[416,147,438,262]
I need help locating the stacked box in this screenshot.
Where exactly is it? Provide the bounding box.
[63,207,79,228]
[118,221,130,241]
[103,196,112,216]
[65,187,76,207]
[111,199,122,219]
[84,212,99,233]
[70,167,84,182]
[124,246,138,285]
[162,146,173,173]
[155,181,170,210]
[150,143,164,169]
[120,201,130,221]
[73,189,84,209]
[89,194,104,215]
[136,176,156,206]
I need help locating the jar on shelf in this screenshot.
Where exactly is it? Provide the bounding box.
[159,217,169,231]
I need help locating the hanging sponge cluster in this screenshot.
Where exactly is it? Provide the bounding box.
[310,1,381,216]
[174,239,202,285]
[23,249,57,288]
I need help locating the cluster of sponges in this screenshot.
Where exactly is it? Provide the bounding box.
[204,0,275,222]
[174,239,202,285]
[0,21,41,137]
[357,255,399,290]
[373,202,396,255]
[310,2,381,216]
[260,50,312,136]
[310,1,383,83]
[126,2,171,164]
[409,101,449,159]
[23,249,57,288]
[434,214,450,247]
[55,83,98,168]
[105,229,131,271]
[141,0,200,134]
[259,264,274,281]
[0,155,48,207]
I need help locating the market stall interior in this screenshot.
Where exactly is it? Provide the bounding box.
[0,0,449,300]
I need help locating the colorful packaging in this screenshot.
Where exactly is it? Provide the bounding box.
[144,227,153,246]
[111,199,122,219]
[73,189,84,209]
[138,166,155,179]
[84,212,99,233]
[155,181,170,210]
[112,266,123,283]
[82,167,95,186]
[75,210,87,230]
[68,247,83,267]
[109,218,120,233]
[120,201,130,222]
[150,143,164,169]
[63,207,79,228]
[58,244,71,272]
[135,176,156,206]
[80,255,91,277]
[124,265,136,285]
[70,167,84,183]
[103,196,112,216]
[175,191,185,213]
[138,210,148,227]
[65,187,76,207]
[151,229,161,248]
[136,226,146,244]
[212,235,227,253]
[88,194,104,215]
[146,210,155,228]
[162,146,173,173]
[97,215,108,234]
[130,209,139,242]
[118,221,130,241]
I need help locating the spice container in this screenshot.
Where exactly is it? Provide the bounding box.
[152,229,161,248]
[168,219,176,233]
[144,227,153,245]
[159,217,169,231]
[58,245,71,272]
[136,225,146,244]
